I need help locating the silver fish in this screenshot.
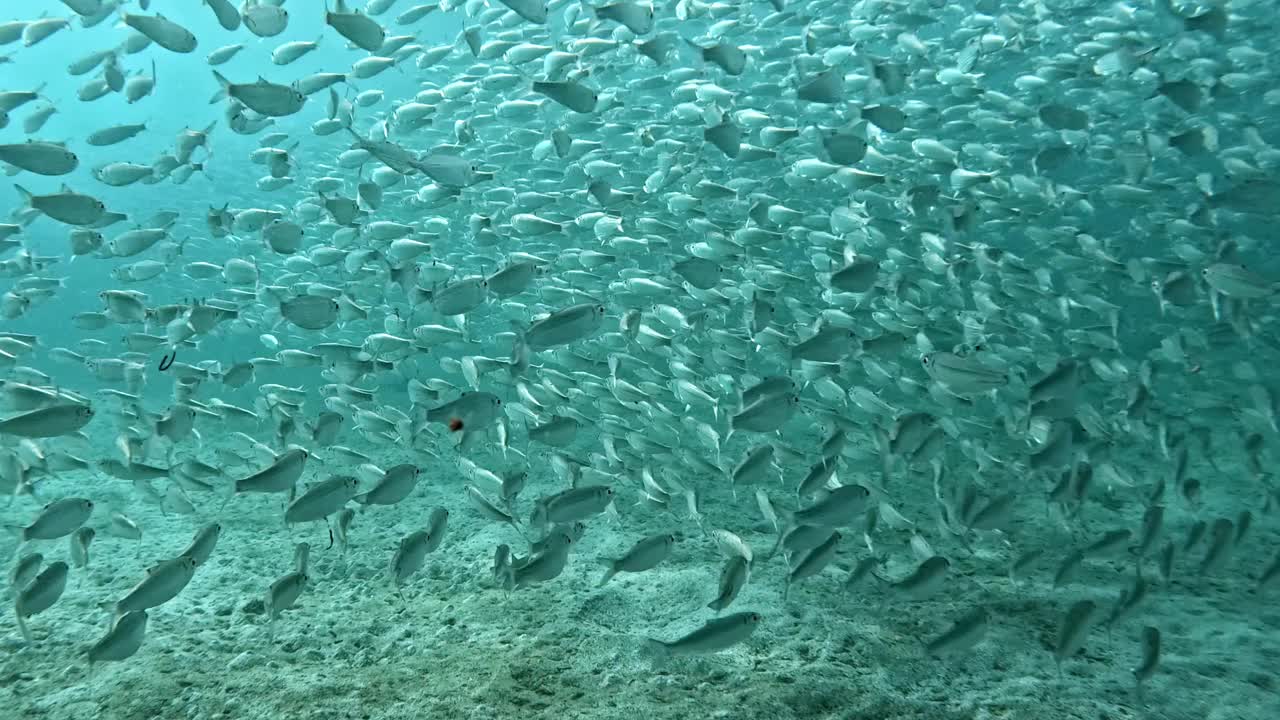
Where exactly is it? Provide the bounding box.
[645,611,762,659]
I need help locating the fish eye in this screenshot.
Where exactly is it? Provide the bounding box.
[920,354,931,365]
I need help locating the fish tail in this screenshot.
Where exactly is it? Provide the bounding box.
[641,638,671,663]
[596,560,618,587]
[681,38,707,70]
[763,532,785,563]
[874,427,893,486]
[12,183,32,208]
[209,68,230,102]
[16,611,31,644]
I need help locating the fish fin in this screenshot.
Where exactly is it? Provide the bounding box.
[16,613,31,643]
[12,183,32,207]
[641,638,671,664]
[596,560,618,587]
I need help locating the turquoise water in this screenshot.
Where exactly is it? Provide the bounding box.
[2,1,1279,719]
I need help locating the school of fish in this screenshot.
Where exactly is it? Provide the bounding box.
[2,0,1280,715]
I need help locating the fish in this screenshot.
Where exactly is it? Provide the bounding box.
[87,610,149,664]
[206,43,244,65]
[878,556,950,601]
[211,70,305,117]
[1132,626,1161,698]
[785,531,840,599]
[10,552,43,589]
[354,463,420,506]
[13,185,106,226]
[0,0,1267,702]
[644,611,762,659]
[597,533,675,587]
[280,295,340,330]
[591,2,654,35]
[0,141,78,175]
[233,448,309,495]
[920,352,1007,395]
[729,392,799,435]
[513,530,573,588]
[791,484,872,527]
[69,527,94,568]
[0,403,93,437]
[326,0,387,52]
[532,80,598,113]
[426,391,502,431]
[924,607,990,657]
[492,544,515,592]
[528,415,580,446]
[272,38,321,66]
[497,0,547,24]
[284,475,360,524]
[15,561,69,642]
[519,304,607,350]
[243,3,289,37]
[1201,263,1275,299]
[389,508,448,594]
[6,498,94,541]
[99,555,198,618]
[120,13,197,54]
[1054,600,1100,674]
[204,0,242,31]
[265,571,307,638]
[181,523,222,566]
[529,485,614,529]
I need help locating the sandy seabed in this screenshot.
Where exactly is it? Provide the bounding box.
[2,415,1277,720]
